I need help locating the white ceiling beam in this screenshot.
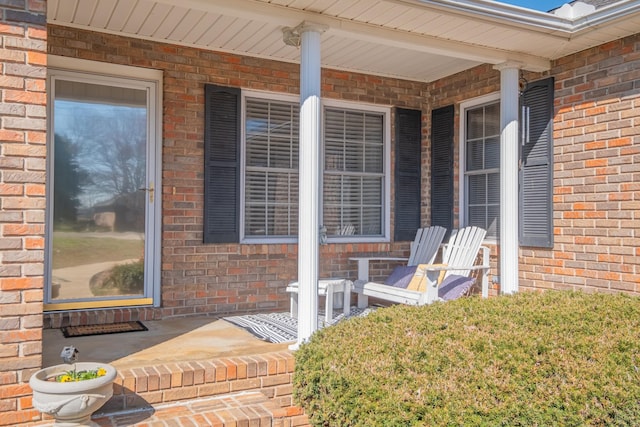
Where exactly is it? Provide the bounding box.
[153,0,551,71]
[328,19,550,71]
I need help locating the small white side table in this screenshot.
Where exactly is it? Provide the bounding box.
[286,278,353,323]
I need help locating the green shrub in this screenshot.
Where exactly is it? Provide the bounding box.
[294,291,640,426]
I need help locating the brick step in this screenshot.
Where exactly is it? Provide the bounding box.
[28,351,310,427]
[103,350,309,426]
[92,392,290,427]
[105,351,297,413]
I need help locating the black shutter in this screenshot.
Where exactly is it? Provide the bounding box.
[520,77,554,248]
[430,105,454,233]
[203,84,241,243]
[394,108,422,241]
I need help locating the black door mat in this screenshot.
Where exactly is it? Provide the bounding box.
[61,321,148,338]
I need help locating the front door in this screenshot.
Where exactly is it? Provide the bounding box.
[45,60,161,310]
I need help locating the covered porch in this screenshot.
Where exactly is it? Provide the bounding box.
[4,0,640,425]
[41,0,572,334]
[34,2,640,322]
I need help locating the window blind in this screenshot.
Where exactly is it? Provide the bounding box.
[464,101,500,239]
[244,97,299,237]
[323,107,384,237]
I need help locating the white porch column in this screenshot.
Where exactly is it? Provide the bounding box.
[494,62,521,295]
[285,23,327,349]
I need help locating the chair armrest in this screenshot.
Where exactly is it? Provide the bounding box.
[416,249,491,299]
[420,264,489,272]
[349,257,408,281]
[349,257,408,262]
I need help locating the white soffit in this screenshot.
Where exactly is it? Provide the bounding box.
[47,0,640,83]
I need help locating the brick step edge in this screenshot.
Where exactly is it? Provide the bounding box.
[102,351,299,414]
[91,391,292,427]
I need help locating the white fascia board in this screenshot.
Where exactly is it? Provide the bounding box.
[569,0,640,35]
[153,0,550,71]
[395,0,576,32]
[414,0,640,39]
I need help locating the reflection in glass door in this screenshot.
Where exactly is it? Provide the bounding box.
[46,67,160,310]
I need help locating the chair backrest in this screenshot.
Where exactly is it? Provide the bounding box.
[407,226,447,266]
[441,226,487,278]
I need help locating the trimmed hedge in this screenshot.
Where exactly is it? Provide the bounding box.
[293,291,640,426]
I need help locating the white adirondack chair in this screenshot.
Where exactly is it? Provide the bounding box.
[350,225,447,308]
[352,226,490,306]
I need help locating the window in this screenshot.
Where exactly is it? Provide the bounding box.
[323,107,385,237]
[219,90,389,243]
[243,96,299,238]
[462,98,500,240]
[457,77,554,246]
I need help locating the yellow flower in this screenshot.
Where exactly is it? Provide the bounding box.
[97,368,107,377]
[59,375,73,382]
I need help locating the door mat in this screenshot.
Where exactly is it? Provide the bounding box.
[61,321,148,338]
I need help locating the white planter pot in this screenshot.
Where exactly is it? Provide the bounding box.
[29,362,117,427]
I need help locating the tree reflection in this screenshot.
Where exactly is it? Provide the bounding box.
[81,106,146,197]
[54,100,147,232]
[53,133,86,227]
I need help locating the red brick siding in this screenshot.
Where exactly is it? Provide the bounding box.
[522,33,640,294]
[0,1,47,425]
[46,26,434,320]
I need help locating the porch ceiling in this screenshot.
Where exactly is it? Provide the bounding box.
[47,0,640,83]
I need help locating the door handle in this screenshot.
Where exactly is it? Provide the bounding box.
[138,183,154,203]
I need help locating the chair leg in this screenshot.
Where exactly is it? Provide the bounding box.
[343,281,351,316]
[325,287,334,324]
[290,293,298,319]
[481,246,490,298]
[357,293,368,309]
[333,290,343,309]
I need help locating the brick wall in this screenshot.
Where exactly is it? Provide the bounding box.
[0,1,47,425]
[46,26,435,321]
[520,34,640,294]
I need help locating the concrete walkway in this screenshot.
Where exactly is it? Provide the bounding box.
[51,259,140,300]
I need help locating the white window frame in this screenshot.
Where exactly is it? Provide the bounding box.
[240,90,391,244]
[321,98,391,244]
[458,92,500,244]
[240,90,299,244]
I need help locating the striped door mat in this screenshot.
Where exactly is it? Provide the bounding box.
[224,308,374,343]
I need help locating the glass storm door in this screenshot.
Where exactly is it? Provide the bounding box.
[45,68,159,310]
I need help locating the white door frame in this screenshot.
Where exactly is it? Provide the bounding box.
[44,56,162,310]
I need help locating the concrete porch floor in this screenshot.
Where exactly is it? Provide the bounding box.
[36,316,304,426]
[42,315,291,370]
